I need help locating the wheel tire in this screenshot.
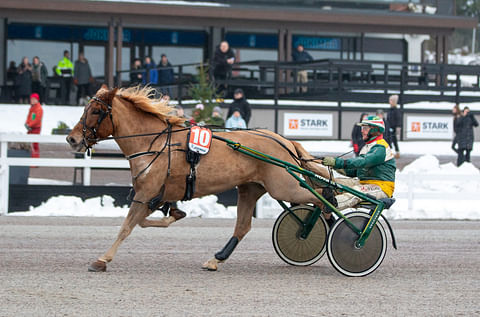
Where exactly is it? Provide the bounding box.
[272,205,328,266]
[327,211,387,277]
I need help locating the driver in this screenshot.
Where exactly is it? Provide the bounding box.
[322,115,396,212]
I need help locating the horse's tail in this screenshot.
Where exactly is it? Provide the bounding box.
[291,141,331,180]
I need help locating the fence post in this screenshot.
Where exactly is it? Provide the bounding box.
[407,171,414,211]
[178,65,183,105]
[455,73,460,105]
[274,64,279,133]
[0,140,9,214]
[83,152,91,186]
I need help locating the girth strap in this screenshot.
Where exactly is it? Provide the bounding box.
[182,147,201,201]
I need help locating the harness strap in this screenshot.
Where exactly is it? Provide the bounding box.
[182,128,202,201]
[245,130,302,166]
[131,123,173,181]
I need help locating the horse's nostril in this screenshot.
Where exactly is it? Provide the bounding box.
[66,136,77,145]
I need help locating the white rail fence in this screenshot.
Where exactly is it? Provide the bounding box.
[394,173,479,210]
[0,133,477,215]
[0,134,129,215]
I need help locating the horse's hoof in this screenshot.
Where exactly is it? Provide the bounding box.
[201,258,219,271]
[169,208,186,221]
[88,260,107,272]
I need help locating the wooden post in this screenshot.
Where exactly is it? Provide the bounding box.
[107,18,114,88]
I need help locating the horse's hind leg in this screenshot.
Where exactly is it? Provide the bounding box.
[202,183,266,271]
[88,203,150,272]
[139,203,186,228]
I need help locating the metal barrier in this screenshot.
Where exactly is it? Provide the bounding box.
[117,59,480,106]
[0,134,129,215]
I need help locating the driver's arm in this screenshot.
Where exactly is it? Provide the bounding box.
[335,145,386,171]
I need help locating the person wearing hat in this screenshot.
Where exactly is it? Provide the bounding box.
[227,88,251,127]
[321,115,396,213]
[209,106,225,127]
[225,108,247,129]
[25,93,43,158]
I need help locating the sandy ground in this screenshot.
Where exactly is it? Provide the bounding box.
[0,217,479,316]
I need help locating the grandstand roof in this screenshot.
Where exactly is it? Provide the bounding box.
[0,0,476,34]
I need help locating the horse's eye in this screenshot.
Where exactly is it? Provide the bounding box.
[92,109,101,115]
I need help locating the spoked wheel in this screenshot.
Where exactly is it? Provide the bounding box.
[327,211,387,277]
[272,205,328,266]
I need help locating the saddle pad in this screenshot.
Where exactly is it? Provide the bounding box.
[188,126,212,155]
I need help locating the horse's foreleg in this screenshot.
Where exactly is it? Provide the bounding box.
[202,183,266,271]
[88,203,150,272]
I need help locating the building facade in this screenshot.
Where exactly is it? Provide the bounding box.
[0,0,476,87]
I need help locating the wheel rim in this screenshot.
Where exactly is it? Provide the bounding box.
[327,212,387,277]
[273,206,328,266]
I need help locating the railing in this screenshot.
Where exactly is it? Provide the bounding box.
[114,59,480,107]
[395,173,479,211]
[3,59,479,106]
[0,134,129,215]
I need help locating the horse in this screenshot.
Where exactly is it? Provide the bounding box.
[66,85,333,272]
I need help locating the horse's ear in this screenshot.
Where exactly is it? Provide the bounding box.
[107,88,118,104]
[100,84,108,90]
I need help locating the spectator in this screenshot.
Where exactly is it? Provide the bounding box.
[212,41,235,93]
[376,109,392,147]
[455,106,479,166]
[225,109,247,129]
[56,50,74,105]
[173,105,186,119]
[227,88,251,127]
[188,103,203,126]
[451,104,462,154]
[7,61,17,81]
[157,54,174,97]
[7,61,17,102]
[16,57,33,104]
[31,56,48,104]
[351,112,368,156]
[142,56,158,85]
[387,94,402,158]
[209,106,225,127]
[25,93,43,158]
[74,52,93,106]
[130,58,143,86]
[291,44,313,93]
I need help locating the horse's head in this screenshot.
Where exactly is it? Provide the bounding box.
[67,85,117,152]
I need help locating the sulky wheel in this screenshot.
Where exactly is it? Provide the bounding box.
[272,205,328,266]
[327,211,387,277]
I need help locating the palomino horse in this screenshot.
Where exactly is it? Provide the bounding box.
[66,86,332,272]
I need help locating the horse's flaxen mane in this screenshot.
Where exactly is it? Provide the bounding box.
[116,86,186,126]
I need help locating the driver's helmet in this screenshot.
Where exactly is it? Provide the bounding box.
[357,115,385,133]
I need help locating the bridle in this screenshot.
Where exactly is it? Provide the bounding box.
[81,96,115,154]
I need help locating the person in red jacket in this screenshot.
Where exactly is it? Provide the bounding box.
[25,93,43,158]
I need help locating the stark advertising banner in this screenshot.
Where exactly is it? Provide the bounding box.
[283,113,333,137]
[406,116,453,139]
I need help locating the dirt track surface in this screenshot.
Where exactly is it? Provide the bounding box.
[1,217,479,317]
